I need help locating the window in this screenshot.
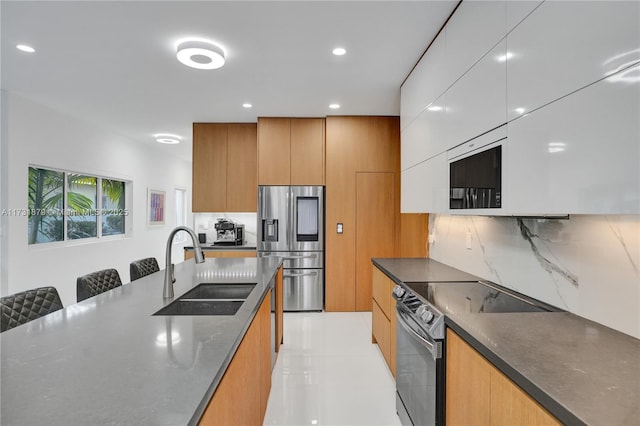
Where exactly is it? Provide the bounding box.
[28,166,128,245]
[174,188,187,243]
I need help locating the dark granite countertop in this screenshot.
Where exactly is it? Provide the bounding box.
[185,244,256,251]
[373,257,640,426]
[373,257,482,283]
[0,257,282,426]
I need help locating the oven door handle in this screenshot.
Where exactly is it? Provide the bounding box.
[396,304,441,360]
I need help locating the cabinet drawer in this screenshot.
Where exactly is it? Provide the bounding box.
[372,267,391,320]
[372,300,391,366]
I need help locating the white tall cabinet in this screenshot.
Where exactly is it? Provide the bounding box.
[401,0,640,215]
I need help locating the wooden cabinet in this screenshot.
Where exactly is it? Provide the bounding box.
[192,123,257,212]
[371,266,396,377]
[199,292,271,425]
[257,117,325,185]
[356,172,396,311]
[325,116,400,312]
[184,250,257,260]
[446,329,560,426]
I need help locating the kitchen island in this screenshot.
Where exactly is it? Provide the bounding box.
[0,256,282,426]
[373,258,640,426]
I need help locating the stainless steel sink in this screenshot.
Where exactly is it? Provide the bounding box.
[180,283,256,300]
[153,283,256,316]
[154,299,245,316]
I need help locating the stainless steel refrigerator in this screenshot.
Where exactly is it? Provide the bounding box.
[258,186,324,311]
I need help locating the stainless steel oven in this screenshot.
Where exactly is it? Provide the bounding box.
[392,278,559,426]
[393,286,445,426]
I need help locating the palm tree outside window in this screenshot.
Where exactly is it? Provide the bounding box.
[27,166,128,245]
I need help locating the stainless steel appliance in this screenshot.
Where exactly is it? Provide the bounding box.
[392,280,559,426]
[214,219,245,246]
[258,186,324,311]
[449,144,503,209]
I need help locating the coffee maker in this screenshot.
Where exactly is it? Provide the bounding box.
[214,219,245,246]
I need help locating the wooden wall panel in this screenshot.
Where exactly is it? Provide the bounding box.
[193,124,227,212]
[355,172,396,311]
[257,118,291,185]
[290,118,325,185]
[226,124,257,212]
[398,213,429,258]
[325,116,400,312]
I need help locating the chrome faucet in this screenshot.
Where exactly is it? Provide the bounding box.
[163,226,205,299]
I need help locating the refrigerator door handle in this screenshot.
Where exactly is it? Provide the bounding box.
[261,254,318,260]
[283,271,319,278]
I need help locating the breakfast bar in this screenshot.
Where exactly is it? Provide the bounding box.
[0,257,282,426]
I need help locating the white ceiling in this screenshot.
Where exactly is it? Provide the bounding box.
[1,1,457,161]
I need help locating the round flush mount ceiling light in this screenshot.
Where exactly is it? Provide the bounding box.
[329,104,340,109]
[332,47,346,56]
[176,39,225,70]
[154,133,182,144]
[242,103,252,108]
[16,44,35,53]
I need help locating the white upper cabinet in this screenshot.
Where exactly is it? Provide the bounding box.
[401,92,448,170]
[401,153,448,214]
[507,69,640,215]
[505,1,543,34]
[506,0,640,121]
[445,0,506,86]
[442,40,507,150]
[401,33,447,131]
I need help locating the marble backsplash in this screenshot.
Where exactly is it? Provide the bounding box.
[428,214,640,339]
[193,213,257,246]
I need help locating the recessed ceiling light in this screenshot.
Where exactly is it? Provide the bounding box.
[242,103,252,108]
[329,104,340,109]
[16,44,35,53]
[176,39,225,70]
[154,133,182,144]
[514,107,526,115]
[332,47,346,56]
[427,105,443,112]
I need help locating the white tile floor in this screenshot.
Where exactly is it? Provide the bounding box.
[263,312,402,426]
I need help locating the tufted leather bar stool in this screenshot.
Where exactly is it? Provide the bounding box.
[1,286,63,332]
[129,257,160,282]
[76,268,122,302]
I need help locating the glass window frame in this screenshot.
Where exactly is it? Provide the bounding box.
[27,165,130,246]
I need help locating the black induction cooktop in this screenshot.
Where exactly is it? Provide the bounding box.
[405,281,561,316]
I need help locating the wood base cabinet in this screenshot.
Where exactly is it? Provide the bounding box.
[199,292,271,426]
[446,329,560,426]
[372,265,396,377]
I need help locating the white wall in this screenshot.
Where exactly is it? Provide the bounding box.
[429,214,640,339]
[1,92,192,307]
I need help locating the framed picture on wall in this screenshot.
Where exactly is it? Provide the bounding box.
[148,189,165,226]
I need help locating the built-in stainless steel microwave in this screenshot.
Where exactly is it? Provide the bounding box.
[449,141,503,210]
